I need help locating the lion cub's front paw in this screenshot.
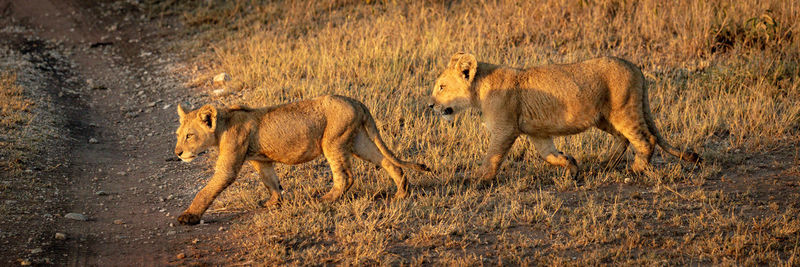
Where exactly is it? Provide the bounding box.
[177,212,201,225]
[258,195,282,208]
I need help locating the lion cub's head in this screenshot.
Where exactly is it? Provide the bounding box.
[430,52,478,121]
[174,105,219,162]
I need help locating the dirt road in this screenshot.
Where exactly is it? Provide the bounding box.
[1,0,237,265]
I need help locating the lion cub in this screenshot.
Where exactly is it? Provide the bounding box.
[173,95,429,225]
[429,52,701,181]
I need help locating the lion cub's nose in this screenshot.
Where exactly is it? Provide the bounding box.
[442,107,453,115]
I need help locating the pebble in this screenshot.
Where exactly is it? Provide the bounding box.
[54,233,67,240]
[212,72,230,84]
[64,213,88,221]
[30,248,43,254]
[88,137,99,144]
[95,191,108,196]
[176,253,186,259]
[624,177,632,184]
[114,219,124,225]
[212,88,227,96]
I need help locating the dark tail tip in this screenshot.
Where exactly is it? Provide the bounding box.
[418,164,432,172]
[684,152,702,163]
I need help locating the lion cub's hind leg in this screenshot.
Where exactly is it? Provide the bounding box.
[320,139,356,202]
[352,131,409,199]
[608,116,656,172]
[531,138,579,178]
[596,118,630,166]
[249,160,283,207]
[320,155,355,202]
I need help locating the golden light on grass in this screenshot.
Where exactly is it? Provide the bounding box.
[158,0,799,264]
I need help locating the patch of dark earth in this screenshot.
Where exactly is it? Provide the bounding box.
[0,0,243,265]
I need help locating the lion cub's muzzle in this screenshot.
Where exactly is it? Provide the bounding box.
[428,103,455,122]
[175,150,206,162]
[427,102,453,115]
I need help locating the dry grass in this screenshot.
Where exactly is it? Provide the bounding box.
[0,71,35,175]
[159,0,799,264]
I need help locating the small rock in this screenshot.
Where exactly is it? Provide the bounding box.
[191,238,199,244]
[176,253,186,259]
[54,233,67,240]
[166,230,176,236]
[4,200,17,205]
[19,259,31,266]
[30,248,43,254]
[95,191,108,196]
[125,111,138,118]
[113,219,124,225]
[218,226,225,232]
[624,177,632,184]
[64,213,88,221]
[212,88,227,96]
[212,73,230,85]
[88,137,99,144]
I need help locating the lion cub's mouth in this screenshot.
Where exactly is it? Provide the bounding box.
[179,151,207,162]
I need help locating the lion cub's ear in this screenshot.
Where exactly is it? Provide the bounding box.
[177,104,187,119]
[197,105,218,131]
[448,52,477,83]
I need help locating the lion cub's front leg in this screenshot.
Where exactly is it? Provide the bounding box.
[531,138,579,178]
[178,152,245,225]
[478,131,519,182]
[249,160,283,207]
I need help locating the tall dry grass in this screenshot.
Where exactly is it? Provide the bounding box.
[0,71,34,175]
[161,0,799,264]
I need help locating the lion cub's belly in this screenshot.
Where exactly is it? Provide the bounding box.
[255,117,325,165]
[517,113,597,137]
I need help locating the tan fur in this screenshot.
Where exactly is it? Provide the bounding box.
[173,95,429,225]
[430,52,701,181]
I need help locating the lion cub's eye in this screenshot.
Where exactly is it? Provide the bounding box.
[439,85,446,91]
[186,134,194,140]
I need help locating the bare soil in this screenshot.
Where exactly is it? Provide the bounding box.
[1,0,238,265]
[1,0,798,265]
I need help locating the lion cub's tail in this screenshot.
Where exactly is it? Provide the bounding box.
[641,84,702,164]
[360,105,431,173]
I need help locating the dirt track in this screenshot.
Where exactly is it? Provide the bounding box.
[1,0,237,265]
